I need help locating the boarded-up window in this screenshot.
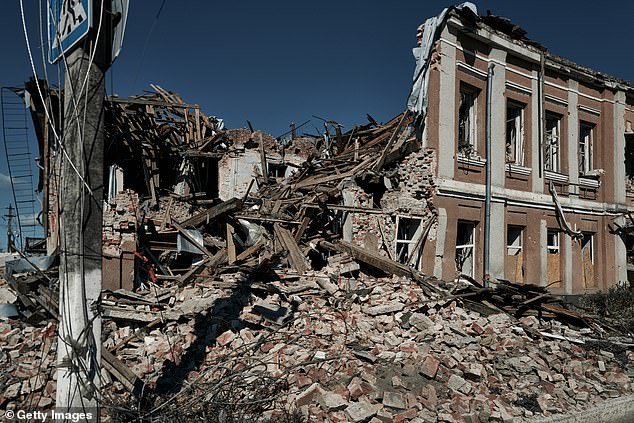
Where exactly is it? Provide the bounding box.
[456,221,476,277]
[506,226,524,283]
[581,233,596,288]
[547,230,561,288]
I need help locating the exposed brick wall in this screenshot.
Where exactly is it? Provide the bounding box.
[344,148,438,258]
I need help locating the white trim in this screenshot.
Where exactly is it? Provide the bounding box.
[457,154,486,167]
[545,94,568,107]
[579,177,600,189]
[578,104,601,116]
[506,164,531,176]
[456,61,488,80]
[506,81,532,96]
[436,178,629,216]
[544,170,569,184]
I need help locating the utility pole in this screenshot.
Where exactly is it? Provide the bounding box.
[5,204,15,252]
[55,4,106,416]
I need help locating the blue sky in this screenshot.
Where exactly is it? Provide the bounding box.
[1,0,633,251]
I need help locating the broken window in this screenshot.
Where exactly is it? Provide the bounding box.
[626,134,634,190]
[546,230,561,287]
[506,102,524,165]
[395,216,422,266]
[579,122,594,175]
[268,162,288,179]
[544,113,561,172]
[458,85,478,156]
[455,221,475,277]
[581,233,596,288]
[506,226,524,282]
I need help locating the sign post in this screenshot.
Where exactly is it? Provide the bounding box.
[48,0,128,417]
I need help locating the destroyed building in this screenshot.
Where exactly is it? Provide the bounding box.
[5,3,634,422]
[25,6,634,296]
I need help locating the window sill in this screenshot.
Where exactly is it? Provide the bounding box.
[544,171,569,184]
[505,163,531,176]
[457,154,486,167]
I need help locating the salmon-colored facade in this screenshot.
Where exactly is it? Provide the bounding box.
[418,12,633,294]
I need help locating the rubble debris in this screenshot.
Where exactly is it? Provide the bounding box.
[9,77,634,421]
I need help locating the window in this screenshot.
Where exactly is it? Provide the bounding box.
[579,123,594,175]
[507,226,524,282]
[546,230,561,287]
[268,162,288,179]
[506,102,525,165]
[626,134,634,190]
[544,113,561,172]
[581,233,596,288]
[458,85,478,156]
[395,217,422,266]
[455,221,476,277]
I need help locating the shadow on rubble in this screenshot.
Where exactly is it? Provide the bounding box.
[152,277,252,396]
[123,264,306,423]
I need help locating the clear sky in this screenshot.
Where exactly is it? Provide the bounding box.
[1,0,633,251]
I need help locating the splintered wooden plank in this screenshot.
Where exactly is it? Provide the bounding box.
[274,224,307,274]
[227,223,237,264]
[292,170,354,189]
[236,239,265,261]
[259,133,269,185]
[177,256,209,285]
[178,197,242,228]
[102,348,144,393]
[330,240,412,278]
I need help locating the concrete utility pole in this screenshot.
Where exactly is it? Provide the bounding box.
[5,204,15,252]
[55,35,106,416]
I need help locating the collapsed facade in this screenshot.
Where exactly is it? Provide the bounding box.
[6,4,634,421]
[26,7,634,298]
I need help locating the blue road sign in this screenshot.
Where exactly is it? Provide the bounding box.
[48,0,92,64]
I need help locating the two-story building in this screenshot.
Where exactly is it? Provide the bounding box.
[410,5,634,294]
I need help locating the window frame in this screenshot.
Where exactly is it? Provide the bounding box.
[579,122,594,176]
[458,84,479,157]
[394,216,423,266]
[506,101,525,165]
[544,113,561,173]
[547,230,560,254]
[507,225,523,256]
[455,221,476,277]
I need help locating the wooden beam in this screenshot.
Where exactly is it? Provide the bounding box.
[227,223,237,264]
[107,96,199,110]
[259,133,269,185]
[324,240,412,277]
[236,239,265,262]
[178,197,242,228]
[274,224,307,274]
[102,349,144,394]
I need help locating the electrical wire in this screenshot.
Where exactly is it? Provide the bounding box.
[22,0,107,411]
